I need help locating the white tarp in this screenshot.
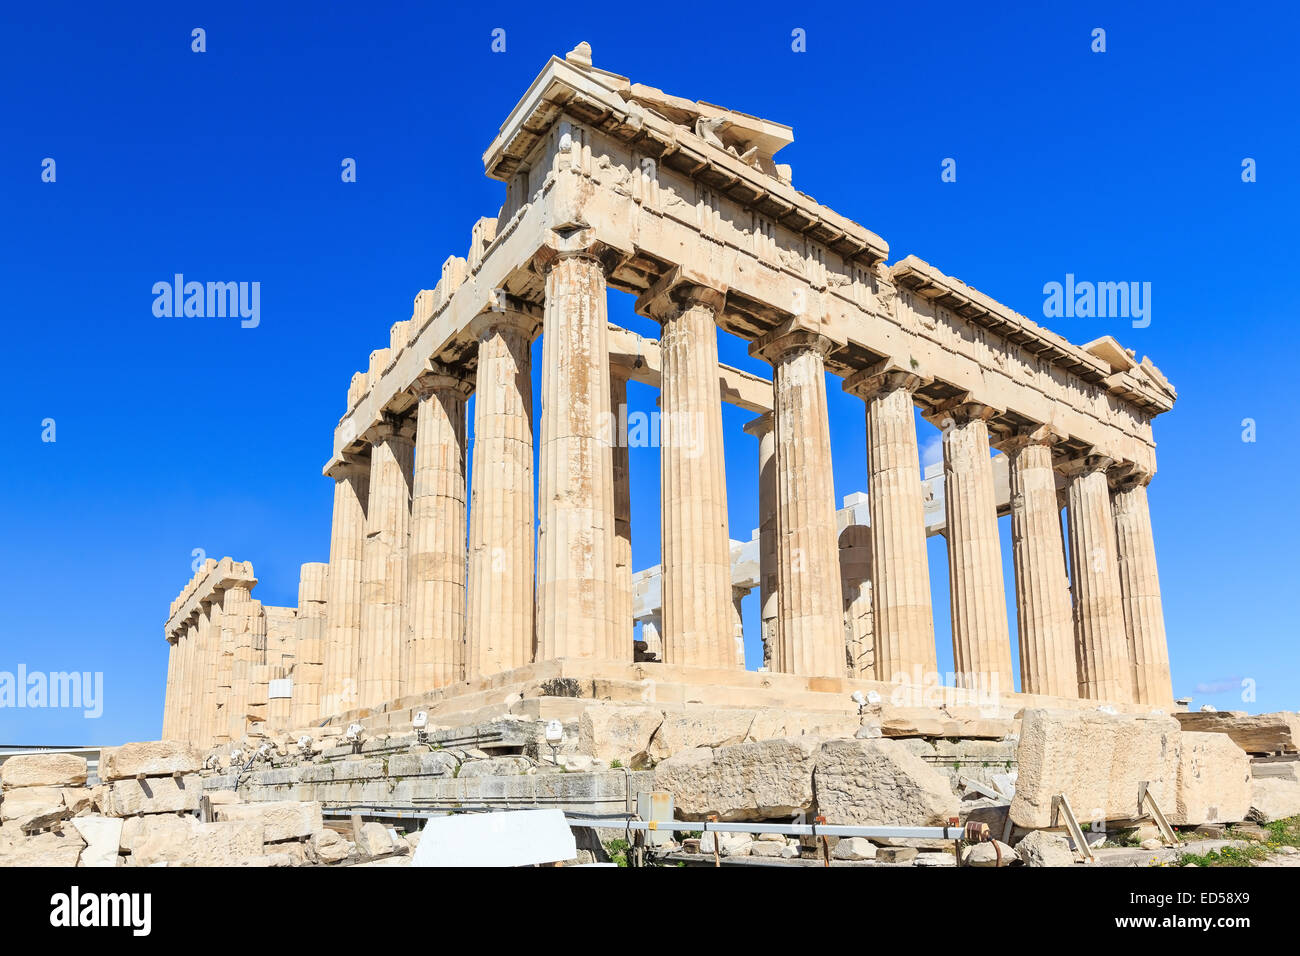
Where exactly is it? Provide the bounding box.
[410,809,577,867]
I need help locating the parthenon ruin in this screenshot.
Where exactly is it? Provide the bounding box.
[161,44,1178,748]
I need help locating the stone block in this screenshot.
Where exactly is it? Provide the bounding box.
[1010,709,1180,829]
[99,741,204,781]
[578,705,664,764]
[0,826,85,866]
[99,776,202,816]
[962,839,1018,867]
[876,846,916,863]
[814,738,959,827]
[647,709,756,762]
[214,800,323,843]
[653,737,820,821]
[1014,829,1075,867]
[0,786,68,827]
[0,753,88,789]
[309,829,351,864]
[70,816,123,867]
[831,836,876,860]
[1172,732,1251,825]
[1173,711,1300,755]
[1249,777,1300,824]
[356,821,393,859]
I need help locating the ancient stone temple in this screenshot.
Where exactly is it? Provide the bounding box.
[161,44,1177,748]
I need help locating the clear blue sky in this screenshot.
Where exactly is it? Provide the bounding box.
[2,2,1296,744]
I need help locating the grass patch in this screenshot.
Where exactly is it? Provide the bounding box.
[1178,816,1300,867]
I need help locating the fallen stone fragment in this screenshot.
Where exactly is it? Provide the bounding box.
[831,837,876,861]
[963,840,1018,867]
[814,738,959,827]
[875,846,917,864]
[1015,830,1075,867]
[0,753,88,790]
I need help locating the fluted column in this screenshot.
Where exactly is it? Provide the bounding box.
[359,417,415,708]
[752,330,844,677]
[408,369,471,691]
[225,587,260,742]
[1001,429,1076,697]
[731,587,748,667]
[467,313,538,679]
[321,458,368,717]
[536,248,619,662]
[845,367,936,684]
[641,274,735,669]
[931,401,1013,693]
[213,587,239,744]
[161,642,176,738]
[292,563,329,727]
[610,371,634,655]
[177,619,196,741]
[197,601,220,745]
[1065,456,1132,703]
[743,412,779,671]
[840,524,874,678]
[1112,473,1173,705]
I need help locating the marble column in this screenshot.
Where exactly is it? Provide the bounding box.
[226,587,261,741]
[536,249,620,662]
[1112,472,1173,705]
[731,587,748,667]
[213,587,240,744]
[321,458,368,717]
[640,613,664,661]
[610,371,634,657]
[743,412,779,671]
[839,524,874,678]
[1002,429,1076,697]
[467,313,538,679]
[177,619,195,741]
[162,638,177,739]
[198,601,220,745]
[359,418,415,708]
[292,563,329,727]
[934,402,1013,693]
[845,367,936,684]
[1065,456,1132,703]
[408,370,471,691]
[753,330,844,677]
[642,276,735,670]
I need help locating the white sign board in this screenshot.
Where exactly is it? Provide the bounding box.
[411,809,577,867]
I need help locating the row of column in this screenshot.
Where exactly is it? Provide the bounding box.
[162,581,268,745]
[316,242,1171,715]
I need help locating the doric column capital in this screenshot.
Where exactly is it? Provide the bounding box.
[469,296,543,343]
[532,230,626,276]
[750,327,833,364]
[410,362,473,401]
[1058,452,1116,480]
[363,413,415,446]
[742,410,774,439]
[993,423,1067,455]
[920,396,1002,431]
[635,266,727,322]
[843,359,930,402]
[1108,462,1154,492]
[325,452,369,482]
